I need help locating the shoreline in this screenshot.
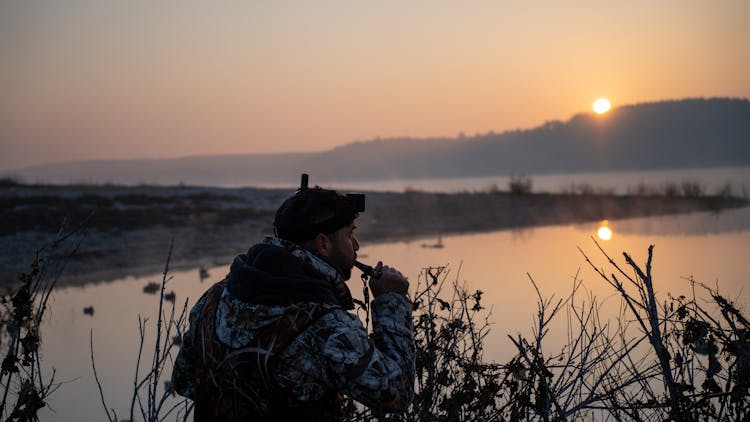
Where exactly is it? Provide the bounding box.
[2,184,747,287]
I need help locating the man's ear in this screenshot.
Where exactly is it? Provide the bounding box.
[313,233,332,257]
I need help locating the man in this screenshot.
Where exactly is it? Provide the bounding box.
[171,176,415,421]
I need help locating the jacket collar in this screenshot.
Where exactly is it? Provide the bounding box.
[225,237,354,310]
[263,236,342,283]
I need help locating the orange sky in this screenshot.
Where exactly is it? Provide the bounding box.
[1,0,749,171]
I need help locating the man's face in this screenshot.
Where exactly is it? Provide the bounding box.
[326,222,360,280]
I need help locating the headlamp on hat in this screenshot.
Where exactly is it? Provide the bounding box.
[273,174,365,244]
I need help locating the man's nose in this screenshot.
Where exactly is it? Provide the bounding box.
[353,236,360,251]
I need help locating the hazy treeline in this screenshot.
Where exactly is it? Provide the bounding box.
[6,98,749,186]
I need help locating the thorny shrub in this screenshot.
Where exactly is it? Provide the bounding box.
[345,265,507,421]
[0,218,86,421]
[345,243,750,421]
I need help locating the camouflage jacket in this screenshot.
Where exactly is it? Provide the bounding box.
[171,237,415,419]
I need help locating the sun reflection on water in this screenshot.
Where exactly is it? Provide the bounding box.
[597,220,613,240]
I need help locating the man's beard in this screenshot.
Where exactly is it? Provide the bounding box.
[339,266,352,281]
[325,252,353,281]
[333,258,353,281]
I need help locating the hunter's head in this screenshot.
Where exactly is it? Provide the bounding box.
[273,177,364,279]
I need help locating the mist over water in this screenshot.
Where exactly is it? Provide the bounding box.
[319,167,750,195]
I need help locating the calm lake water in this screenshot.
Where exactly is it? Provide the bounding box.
[35,169,750,421]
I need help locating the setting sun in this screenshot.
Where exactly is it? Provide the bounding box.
[593,98,611,114]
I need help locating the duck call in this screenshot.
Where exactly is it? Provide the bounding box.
[354,260,380,278]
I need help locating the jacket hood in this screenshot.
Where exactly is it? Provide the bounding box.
[225,241,354,310]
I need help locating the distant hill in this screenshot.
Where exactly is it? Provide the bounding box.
[7,98,750,186]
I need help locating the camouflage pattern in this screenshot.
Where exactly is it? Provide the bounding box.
[179,278,342,420]
[172,236,415,418]
[274,292,414,412]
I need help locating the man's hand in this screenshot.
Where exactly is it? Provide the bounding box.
[368,261,409,298]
